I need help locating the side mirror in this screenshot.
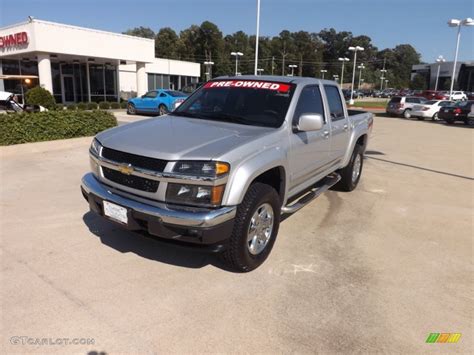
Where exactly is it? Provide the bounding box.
[297,113,324,132]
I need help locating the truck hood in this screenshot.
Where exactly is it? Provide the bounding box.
[96,115,276,161]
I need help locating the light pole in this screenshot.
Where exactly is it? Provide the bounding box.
[288,64,297,76]
[320,69,327,79]
[348,46,364,104]
[385,79,389,89]
[333,74,339,82]
[357,64,365,90]
[257,68,264,75]
[338,57,350,86]
[380,69,387,90]
[434,55,445,91]
[231,52,243,76]
[254,0,261,75]
[447,18,474,100]
[203,61,214,81]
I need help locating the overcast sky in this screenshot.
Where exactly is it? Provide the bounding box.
[1,0,473,62]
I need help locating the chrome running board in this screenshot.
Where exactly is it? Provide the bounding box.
[281,173,341,214]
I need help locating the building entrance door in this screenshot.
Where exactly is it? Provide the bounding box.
[61,74,76,103]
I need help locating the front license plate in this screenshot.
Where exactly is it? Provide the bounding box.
[103,201,128,224]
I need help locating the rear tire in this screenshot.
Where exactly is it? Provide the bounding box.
[403,109,412,119]
[221,183,281,272]
[158,104,168,116]
[445,119,454,125]
[333,144,364,192]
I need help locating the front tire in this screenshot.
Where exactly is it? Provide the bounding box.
[221,183,281,272]
[333,144,364,192]
[432,112,438,121]
[127,103,136,115]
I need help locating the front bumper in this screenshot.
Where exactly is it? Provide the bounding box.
[81,173,236,250]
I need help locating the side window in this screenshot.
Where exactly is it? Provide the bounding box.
[293,85,325,127]
[144,91,158,98]
[159,93,167,98]
[324,85,345,120]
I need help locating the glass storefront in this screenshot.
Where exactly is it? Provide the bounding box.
[1,59,118,103]
[2,59,39,103]
[147,73,199,91]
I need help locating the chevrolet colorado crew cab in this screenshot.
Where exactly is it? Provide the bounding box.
[81,76,373,272]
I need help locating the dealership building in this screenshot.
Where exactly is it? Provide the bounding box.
[0,18,200,103]
[411,60,474,91]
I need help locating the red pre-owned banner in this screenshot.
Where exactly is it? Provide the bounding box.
[204,80,290,93]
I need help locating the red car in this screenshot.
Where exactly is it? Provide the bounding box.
[420,90,449,100]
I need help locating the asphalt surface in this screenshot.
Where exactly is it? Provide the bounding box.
[1,115,472,353]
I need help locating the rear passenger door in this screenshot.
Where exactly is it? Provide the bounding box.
[323,85,350,162]
[289,85,332,189]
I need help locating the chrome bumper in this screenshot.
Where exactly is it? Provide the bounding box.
[81,173,237,228]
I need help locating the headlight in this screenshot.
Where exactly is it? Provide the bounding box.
[90,138,102,156]
[166,183,225,207]
[173,161,229,177]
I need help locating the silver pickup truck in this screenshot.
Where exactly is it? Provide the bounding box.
[81,76,373,271]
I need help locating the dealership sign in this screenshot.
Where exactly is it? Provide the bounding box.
[0,32,28,49]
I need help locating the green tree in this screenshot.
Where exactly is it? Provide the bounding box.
[155,28,179,58]
[25,86,56,109]
[123,26,155,39]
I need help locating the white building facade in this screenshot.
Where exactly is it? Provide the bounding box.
[0,19,200,103]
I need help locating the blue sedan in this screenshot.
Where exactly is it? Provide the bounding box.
[127,89,188,116]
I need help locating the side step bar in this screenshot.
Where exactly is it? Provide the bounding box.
[281,173,341,214]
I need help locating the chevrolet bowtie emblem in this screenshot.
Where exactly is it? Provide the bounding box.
[118,164,134,175]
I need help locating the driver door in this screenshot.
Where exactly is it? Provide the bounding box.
[140,91,158,111]
[288,85,332,191]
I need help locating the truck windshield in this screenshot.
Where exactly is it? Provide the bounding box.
[174,80,295,128]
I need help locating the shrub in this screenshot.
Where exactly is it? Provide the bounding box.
[54,104,65,111]
[120,101,128,109]
[98,101,110,110]
[77,102,87,110]
[0,110,117,145]
[110,102,121,109]
[25,86,56,110]
[87,102,98,110]
[67,104,77,111]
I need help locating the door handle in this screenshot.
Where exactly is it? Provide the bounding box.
[322,130,330,139]
[343,124,349,131]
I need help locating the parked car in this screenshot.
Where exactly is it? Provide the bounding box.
[420,90,449,100]
[127,89,188,116]
[0,91,46,113]
[411,100,452,120]
[386,96,427,118]
[438,100,474,125]
[449,91,467,101]
[81,76,373,271]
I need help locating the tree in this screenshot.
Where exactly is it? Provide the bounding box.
[155,28,179,58]
[123,26,155,39]
[410,74,427,90]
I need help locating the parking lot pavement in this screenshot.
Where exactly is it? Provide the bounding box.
[112,110,153,126]
[1,116,472,353]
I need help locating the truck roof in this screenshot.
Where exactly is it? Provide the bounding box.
[213,75,336,85]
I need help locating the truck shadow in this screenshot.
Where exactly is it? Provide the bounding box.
[82,211,232,271]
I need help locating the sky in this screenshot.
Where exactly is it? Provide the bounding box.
[1,0,473,62]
